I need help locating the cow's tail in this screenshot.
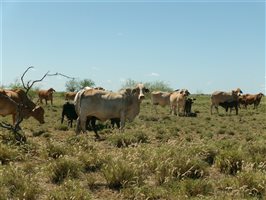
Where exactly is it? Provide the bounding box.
[74,89,85,117]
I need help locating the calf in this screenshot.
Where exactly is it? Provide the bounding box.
[184,98,196,117]
[61,102,78,127]
[219,101,239,115]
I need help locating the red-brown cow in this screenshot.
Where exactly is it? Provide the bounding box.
[239,93,264,109]
[38,88,56,105]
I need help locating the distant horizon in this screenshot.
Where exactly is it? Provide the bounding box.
[1,1,265,94]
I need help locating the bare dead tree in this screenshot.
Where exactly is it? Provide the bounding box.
[21,66,75,94]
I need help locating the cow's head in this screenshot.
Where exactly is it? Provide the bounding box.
[31,106,45,124]
[132,83,149,100]
[180,89,190,96]
[48,88,56,93]
[234,88,243,96]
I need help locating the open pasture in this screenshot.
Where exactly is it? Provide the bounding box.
[0,93,266,199]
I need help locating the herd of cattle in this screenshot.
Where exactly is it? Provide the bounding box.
[0,84,264,138]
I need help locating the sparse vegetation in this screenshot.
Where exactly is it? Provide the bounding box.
[0,92,265,199]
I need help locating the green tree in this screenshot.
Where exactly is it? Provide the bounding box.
[121,79,139,89]
[65,79,79,92]
[65,78,96,92]
[121,79,173,92]
[78,79,95,90]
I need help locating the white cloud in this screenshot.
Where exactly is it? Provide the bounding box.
[206,81,212,86]
[120,78,126,82]
[148,72,159,77]
[91,66,100,71]
[116,32,124,36]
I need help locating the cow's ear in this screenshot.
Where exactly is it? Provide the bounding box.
[180,90,184,94]
[144,88,150,93]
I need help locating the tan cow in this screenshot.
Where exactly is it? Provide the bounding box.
[210,88,242,115]
[74,83,149,138]
[239,93,264,109]
[65,92,77,101]
[170,89,190,116]
[1,89,45,124]
[151,91,172,113]
[0,90,22,124]
[38,88,56,105]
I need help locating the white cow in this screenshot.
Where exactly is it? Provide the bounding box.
[74,84,149,138]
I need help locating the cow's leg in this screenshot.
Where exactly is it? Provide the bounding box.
[235,105,238,115]
[120,112,125,131]
[75,117,81,134]
[51,98,53,106]
[90,118,100,139]
[45,99,48,105]
[210,104,214,115]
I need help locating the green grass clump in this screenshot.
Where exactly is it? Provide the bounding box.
[178,179,213,197]
[0,167,41,199]
[49,157,83,184]
[102,155,145,189]
[108,131,149,147]
[48,180,91,200]
[0,144,19,164]
[216,150,245,175]
[47,142,67,159]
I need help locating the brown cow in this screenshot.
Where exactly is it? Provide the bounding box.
[38,88,56,105]
[0,90,22,124]
[1,89,45,124]
[170,89,190,116]
[239,93,264,109]
[65,92,77,101]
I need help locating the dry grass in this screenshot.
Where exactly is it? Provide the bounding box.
[0,93,265,199]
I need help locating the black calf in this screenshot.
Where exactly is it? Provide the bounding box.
[219,101,239,115]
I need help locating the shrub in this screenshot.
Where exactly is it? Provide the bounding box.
[79,152,104,172]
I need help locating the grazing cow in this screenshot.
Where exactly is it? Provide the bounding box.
[170,89,190,116]
[239,93,264,109]
[38,88,56,105]
[184,98,196,116]
[219,101,239,114]
[211,88,242,115]
[3,89,45,124]
[0,90,23,125]
[151,91,172,113]
[74,83,149,138]
[65,92,77,101]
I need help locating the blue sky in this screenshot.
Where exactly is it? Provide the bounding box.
[1,0,265,93]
